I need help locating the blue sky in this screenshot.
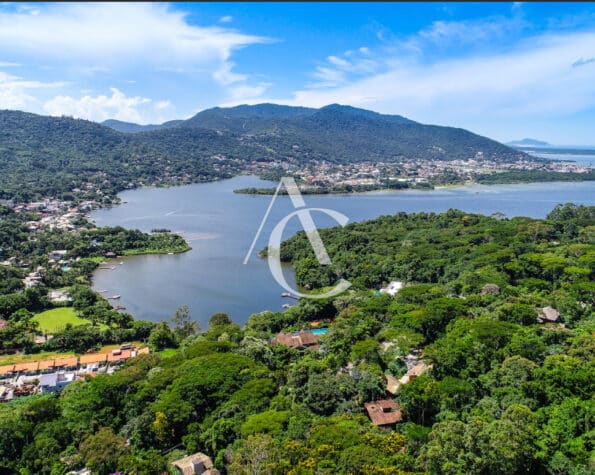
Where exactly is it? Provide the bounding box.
[1,2,595,144]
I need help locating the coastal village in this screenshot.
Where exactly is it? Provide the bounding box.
[240,155,593,191]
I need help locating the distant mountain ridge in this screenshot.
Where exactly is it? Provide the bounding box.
[101,103,525,163]
[101,118,183,133]
[1,104,529,200]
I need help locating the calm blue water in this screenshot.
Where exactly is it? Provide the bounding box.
[528,150,595,167]
[91,176,595,327]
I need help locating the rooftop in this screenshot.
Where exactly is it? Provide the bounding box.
[14,361,39,372]
[271,329,323,350]
[172,452,219,475]
[364,399,403,426]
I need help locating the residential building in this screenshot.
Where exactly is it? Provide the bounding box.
[364,399,403,428]
[39,372,75,393]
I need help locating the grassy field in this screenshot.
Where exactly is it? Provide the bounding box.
[31,307,97,333]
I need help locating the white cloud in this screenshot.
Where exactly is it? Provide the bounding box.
[213,62,247,85]
[219,15,233,23]
[328,55,350,68]
[242,23,595,143]
[0,61,20,67]
[42,87,171,123]
[155,100,172,110]
[0,3,273,120]
[0,3,269,88]
[311,67,347,87]
[0,70,63,109]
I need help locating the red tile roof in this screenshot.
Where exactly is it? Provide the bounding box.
[107,349,131,362]
[0,364,15,375]
[364,399,403,426]
[38,360,56,370]
[54,356,78,368]
[80,353,107,365]
[14,361,39,372]
[271,330,321,350]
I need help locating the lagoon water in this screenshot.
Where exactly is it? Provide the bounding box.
[91,175,595,327]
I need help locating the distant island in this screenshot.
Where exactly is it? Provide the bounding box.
[507,138,551,147]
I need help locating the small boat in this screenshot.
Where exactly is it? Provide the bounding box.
[281,292,299,299]
[109,295,121,300]
[98,289,108,293]
[115,305,127,310]
[119,261,124,265]
[167,252,174,255]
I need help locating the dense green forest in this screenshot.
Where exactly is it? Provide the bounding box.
[0,104,531,201]
[476,169,595,184]
[1,203,593,474]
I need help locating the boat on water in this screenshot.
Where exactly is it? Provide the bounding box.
[281,292,299,299]
[98,289,108,293]
[119,261,124,265]
[109,295,121,300]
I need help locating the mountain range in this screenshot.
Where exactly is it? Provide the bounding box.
[0,103,529,201]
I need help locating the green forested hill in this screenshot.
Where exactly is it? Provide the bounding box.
[0,110,236,201]
[0,104,530,200]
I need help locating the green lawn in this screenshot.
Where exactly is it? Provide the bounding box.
[32,307,100,333]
